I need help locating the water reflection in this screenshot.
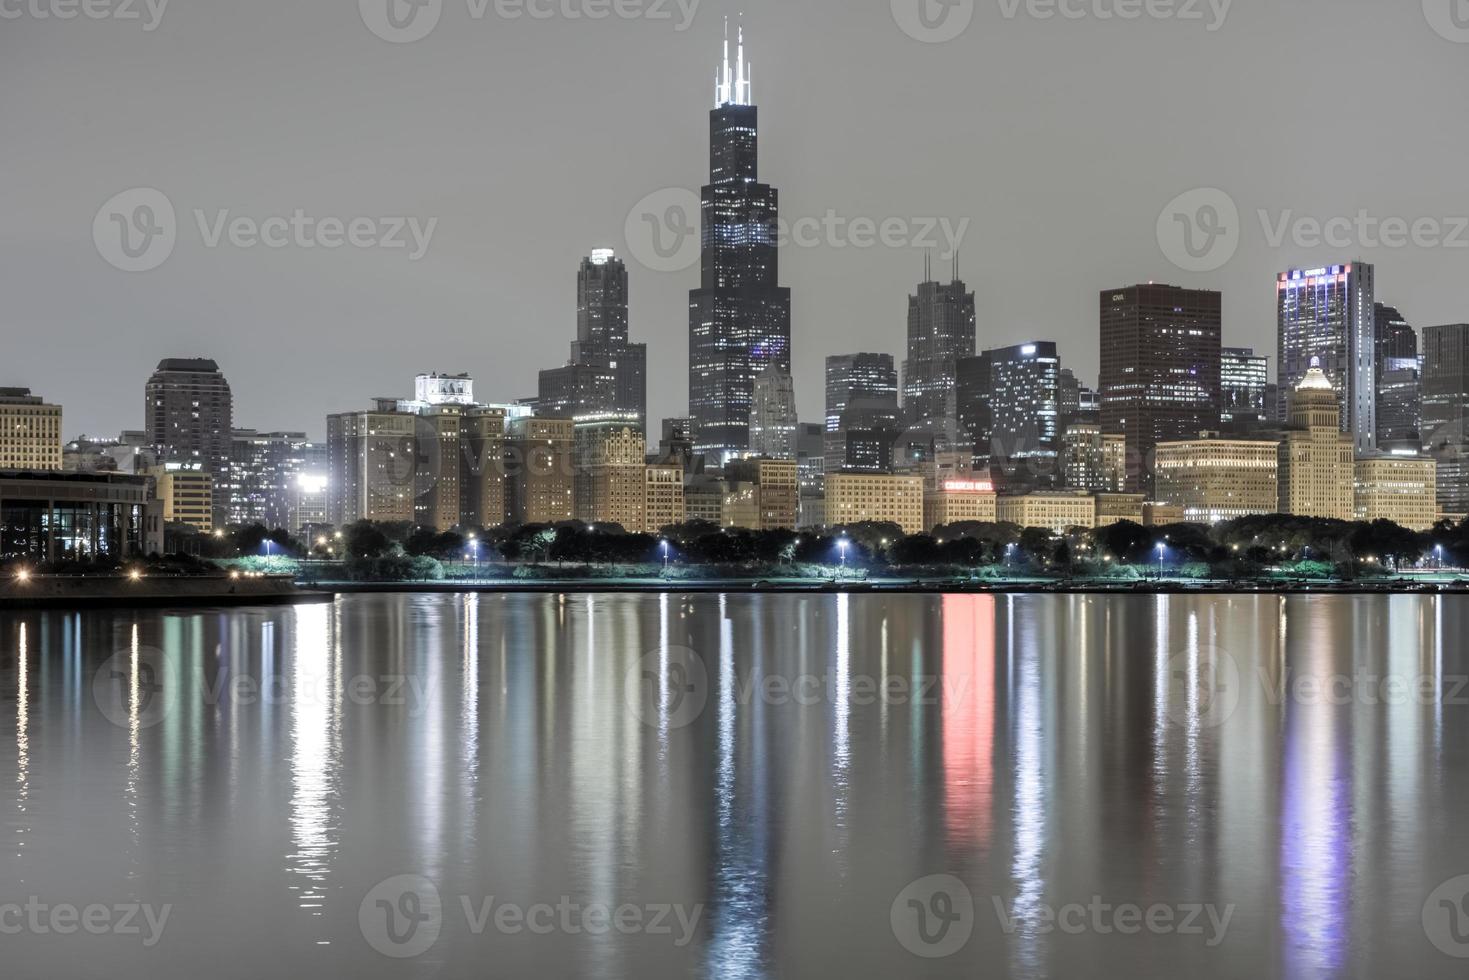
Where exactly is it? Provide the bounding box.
[0,594,1465,980]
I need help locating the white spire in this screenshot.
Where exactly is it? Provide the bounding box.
[714,16,753,108]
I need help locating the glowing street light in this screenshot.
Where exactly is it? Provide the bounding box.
[660,539,671,573]
[1156,542,1166,580]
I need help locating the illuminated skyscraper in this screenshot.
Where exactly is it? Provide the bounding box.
[539,250,647,429]
[986,342,1060,493]
[1219,347,1270,432]
[825,353,899,472]
[1099,284,1222,496]
[903,258,976,435]
[689,22,792,463]
[145,358,233,522]
[1374,304,1421,446]
[1277,262,1376,453]
[749,364,798,458]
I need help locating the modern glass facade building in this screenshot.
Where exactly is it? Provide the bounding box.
[0,471,149,561]
[1220,347,1270,429]
[689,27,792,463]
[1277,263,1377,453]
[824,354,899,473]
[986,342,1061,493]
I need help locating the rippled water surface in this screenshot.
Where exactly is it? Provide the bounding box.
[3,593,1469,978]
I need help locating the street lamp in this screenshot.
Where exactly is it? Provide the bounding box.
[660,539,670,574]
[1436,544,1445,571]
[838,536,849,578]
[1155,543,1166,581]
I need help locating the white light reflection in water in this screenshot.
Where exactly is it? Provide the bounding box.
[15,623,29,862]
[285,604,340,935]
[832,593,851,827]
[1008,596,1046,979]
[707,594,766,978]
[1279,606,1349,980]
[462,595,480,794]
[126,624,141,859]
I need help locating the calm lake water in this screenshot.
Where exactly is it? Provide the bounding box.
[3,593,1469,979]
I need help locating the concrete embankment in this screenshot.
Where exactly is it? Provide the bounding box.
[0,574,332,610]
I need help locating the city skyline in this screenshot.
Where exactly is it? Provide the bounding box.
[6,2,1466,442]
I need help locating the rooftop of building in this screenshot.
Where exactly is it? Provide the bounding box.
[153,358,221,374]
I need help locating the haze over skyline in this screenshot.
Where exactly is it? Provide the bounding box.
[4,0,1466,440]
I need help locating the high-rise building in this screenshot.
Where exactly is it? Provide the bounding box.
[539,250,648,429]
[725,457,799,530]
[1099,284,1222,496]
[644,464,687,533]
[506,416,575,525]
[0,388,62,471]
[689,25,792,464]
[986,342,1060,493]
[824,472,925,535]
[329,375,507,531]
[1423,323,1469,446]
[1374,304,1421,446]
[795,422,825,496]
[146,464,215,534]
[903,259,976,437]
[576,421,646,531]
[1153,435,1280,524]
[749,364,798,459]
[145,358,233,520]
[825,354,900,473]
[996,492,1097,533]
[1355,455,1437,532]
[1277,263,1377,453]
[228,430,321,530]
[1220,347,1270,432]
[955,352,992,469]
[1060,420,1107,492]
[1279,361,1355,521]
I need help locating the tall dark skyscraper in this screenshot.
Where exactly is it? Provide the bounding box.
[824,353,901,474]
[1374,304,1421,446]
[145,358,234,522]
[986,342,1061,493]
[902,258,976,436]
[539,249,647,429]
[1099,284,1222,496]
[689,24,792,464]
[1220,346,1270,432]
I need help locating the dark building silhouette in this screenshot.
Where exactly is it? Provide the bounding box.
[145,358,233,521]
[903,259,976,438]
[1099,284,1222,496]
[825,353,899,472]
[1374,303,1421,445]
[539,250,647,429]
[689,25,791,464]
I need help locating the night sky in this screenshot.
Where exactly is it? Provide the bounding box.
[4,0,1466,439]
